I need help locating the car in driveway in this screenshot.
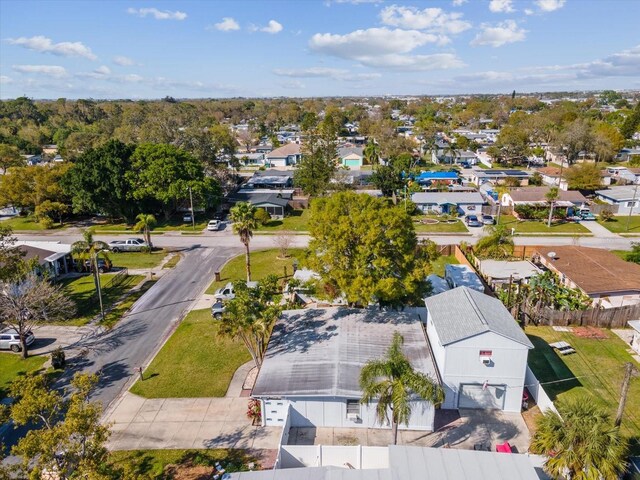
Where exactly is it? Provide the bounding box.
[482,215,496,225]
[0,328,35,352]
[465,215,483,227]
[211,300,226,318]
[83,258,111,273]
[108,238,148,252]
[207,220,222,231]
[213,281,259,301]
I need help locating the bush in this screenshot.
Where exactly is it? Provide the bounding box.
[254,208,271,226]
[39,216,54,229]
[626,243,640,264]
[599,208,614,222]
[51,347,66,369]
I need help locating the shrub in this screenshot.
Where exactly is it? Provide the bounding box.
[51,347,66,369]
[39,216,55,229]
[599,208,614,222]
[254,208,271,226]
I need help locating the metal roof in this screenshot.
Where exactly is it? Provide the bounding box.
[231,467,390,480]
[388,446,540,480]
[411,192,484,205]
[596,186,640,202]
[252,307,438,398]
[424,287,534,348]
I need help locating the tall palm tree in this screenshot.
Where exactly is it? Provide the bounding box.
[530,396,628,479]
[71,229,110,321]
[364,140,380,168]
[360,331,444,445]
[474,224,515,259]
[546,186,559,228]
[134,213,156,249]
[230,202,258,282]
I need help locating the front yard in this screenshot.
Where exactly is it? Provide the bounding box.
[205,248,307,295]
[129,309,251,398]
[108,250,169,269]
[498,214,590,234]
[598,215,640,234]
[413,216,468,233]
[526,325,640,450]
[93,217,209,233]
[257,209,310,232]
[1,215,64,231]
[0,353,47,398]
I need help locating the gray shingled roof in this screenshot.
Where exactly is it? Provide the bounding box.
[252,307,438,398]
[424,287,533,348]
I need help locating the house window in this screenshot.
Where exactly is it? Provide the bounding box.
[625,201,638,208]
[479,350,492,356]
[346,400,360,416]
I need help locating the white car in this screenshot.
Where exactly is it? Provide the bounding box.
[0,328,35,352]
[207,220,221,231]
[213,281,259,300]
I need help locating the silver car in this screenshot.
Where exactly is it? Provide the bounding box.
[108,238,148,252]
[0,328,35,352]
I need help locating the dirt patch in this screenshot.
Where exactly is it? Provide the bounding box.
[573,326,607,339]
[521,405,542,439]
[164,465,215,480]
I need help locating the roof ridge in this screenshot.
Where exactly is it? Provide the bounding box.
[463,287,489,326]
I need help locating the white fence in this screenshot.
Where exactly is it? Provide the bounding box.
[278,445,389,470]
[525,365,558,414]
[274,405,292,469]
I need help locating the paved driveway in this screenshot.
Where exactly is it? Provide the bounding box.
[28,325,101,357]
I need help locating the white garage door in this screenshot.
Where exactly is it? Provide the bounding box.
[458,384,506,410]
[263,400,289,426]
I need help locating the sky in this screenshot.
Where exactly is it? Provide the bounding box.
[0,0,639,99]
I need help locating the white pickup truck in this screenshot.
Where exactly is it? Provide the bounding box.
[214,281,259,300]
[108,238,148,252]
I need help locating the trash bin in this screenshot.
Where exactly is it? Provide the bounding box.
[215,271,221,282]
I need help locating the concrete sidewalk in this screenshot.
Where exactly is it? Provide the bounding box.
[579,220,620,238]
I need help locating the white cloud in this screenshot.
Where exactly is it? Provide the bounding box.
[471,20,526,47]
[211,17,240,31]
[379,5,471,35]
[452,0,468,5]
[8,35,97,60]
[0,76,13,84]
[360,53,465,70]
[489,0,515,13]
[113,55,135,66]
[279,80,305,89]
[94,65,111,75]
[524,8,535,15]
[328,0,381,4]
[12,65,67,78]
[126,7,187,20]
[261,20,283,34]
[535,0,566,12]
[273,67,382,81]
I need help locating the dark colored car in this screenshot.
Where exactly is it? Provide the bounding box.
[211,300,226,319]
[465,215,483,227]
[83,258,111,273]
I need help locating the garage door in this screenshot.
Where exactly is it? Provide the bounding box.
[458,383,506,410]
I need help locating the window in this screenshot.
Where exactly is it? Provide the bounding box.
[625,201,638,208]
[0,335,11,340]
[479,350,492,356]
[346,400,360,416]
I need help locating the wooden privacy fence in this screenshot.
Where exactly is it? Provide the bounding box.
[534,303,640,328]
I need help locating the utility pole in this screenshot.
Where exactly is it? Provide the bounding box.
[93,252,105,322]
[625,182,639,232]
[188,186,195,231]
[615,362,638,427]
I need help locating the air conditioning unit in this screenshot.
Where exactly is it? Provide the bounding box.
[347,413,360,421]
[481,357,492,365]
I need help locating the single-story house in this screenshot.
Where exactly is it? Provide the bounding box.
[415,171,459,187]
[266,143,302,167]
[615,148,640,162]
[16,241,73,278]
[252,307,439,431]
[234,152,266,166]
[411,192,484,215]
[338,146,364,169]
[444,264,484,293]
[230,191,291,218]
[607,167,640,185]
[537,166,568,190]
[42,144,58,155]
[425,287,534,412]
[432,149,478,165]
[472,169,529,187]
[596,186,640,215]
[245,171,294,189]
[477,260,542,289]
[628,320,640,356]
[254,144,273,154]
[534,246,640,308]
[502,186,587,209]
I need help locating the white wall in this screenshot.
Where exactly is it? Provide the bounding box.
[438,332,530,412]
[524,366,558,414]
[279,445,389,469]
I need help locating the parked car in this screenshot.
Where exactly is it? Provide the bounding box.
[213,281,259,301]
[108,238,148,253]
[211,300,226,319]
[212,212,225,221]
[464,215,483,227]
[482,215,496,225]
[183,214,193,223]
[207,220,222,231]
[0,328,35,352]
[578,209,596,221]
[83,258,111,273]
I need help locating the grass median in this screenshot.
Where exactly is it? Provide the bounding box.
[129,309,251,398]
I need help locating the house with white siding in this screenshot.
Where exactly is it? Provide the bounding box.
[252,307,439,432]
[424,287,533,412]
[411,192,484,216]
[266,143,302,167]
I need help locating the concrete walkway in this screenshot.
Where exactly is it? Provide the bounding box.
[579,220,620,238]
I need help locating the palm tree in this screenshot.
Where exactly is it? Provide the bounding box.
[474,224,515,259]
[360,331,444,445]
[230,202,258,282]
[546,186,559,228]
[364,140,380,168]
[71,229,110,322]
[530,396,628,479]
[134,213,156,249]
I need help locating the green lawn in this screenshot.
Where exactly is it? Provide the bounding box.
[0,353,47,398]
[107,449,257,478]
[129,309,251,398]
[526,326,640,450]
[94,218,209,233]
[205,248,307,295]
[598,216,640,234]
[108,250,168,270]
[1,215,63,231]
[61,274,144,325]
[162,254,181,269]
[498,214,590,234]
[258,209,310,232]
[413,216,468,233]
[430,254,459,277]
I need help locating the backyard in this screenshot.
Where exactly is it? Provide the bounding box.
[413,215,468,233]
[129,309,250,398]
[61,273,145,326]
[526,325,640,451]
[598,215,640,234]
[430,254,459,277]
[498,214,590,234]
[206,248,306,295]
[0,353,46,398]
[257,209,310,233]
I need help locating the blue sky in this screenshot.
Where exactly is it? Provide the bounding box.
[1,0,639,99]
